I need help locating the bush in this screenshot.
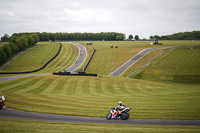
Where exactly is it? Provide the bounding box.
[2,44,12,58]
[27,35,35,45]
[16,35,29,50]
[30,34,39,43]
[0,47,7,64]
[0,33,39,67]
[9,42,19,53]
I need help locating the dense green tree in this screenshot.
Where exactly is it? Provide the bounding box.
[149,36,154,40]
[16,36,29,50]
[9,35,18,43]
[27,35,35,45]
[30,34,39,43]
[154,35,160,40]
[134,35,139,40]
[9,42,19,53]
[7,32,126,41]
[2,44,12,58]
[128,35,133,40]
[0,47,7,64]
[150,31,200,40]
[115,35,124,40]
[1,33,10,42]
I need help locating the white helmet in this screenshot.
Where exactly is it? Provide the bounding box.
[118,101,122,105]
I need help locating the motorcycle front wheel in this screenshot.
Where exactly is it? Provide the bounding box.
[106,113,112,120]
[121,113,130,120]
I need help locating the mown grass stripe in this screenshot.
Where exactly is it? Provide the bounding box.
[74,78,85,95]
[1,78,35,93]
[50,78,66,95]
[24,78,50,94]
[16,77,47,94]
[59,77,76,95]
[88,78,99,96]
[40,79,60,95]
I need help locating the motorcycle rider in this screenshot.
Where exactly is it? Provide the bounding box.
[0,96,6,109]
[115,101,126,118]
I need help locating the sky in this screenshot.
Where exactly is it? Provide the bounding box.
[0,0,200,39]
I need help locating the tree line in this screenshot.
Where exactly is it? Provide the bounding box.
[4,32,125,41]
[0,34,39,65]
[150,31,200,40]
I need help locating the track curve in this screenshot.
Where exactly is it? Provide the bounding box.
[0,42,87,83]
[64,42,87,72]
[0,108,200,126]
[1,44,200,126]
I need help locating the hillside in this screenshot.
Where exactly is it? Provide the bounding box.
[132,46,200,84]
[0,42,79,74]
[0,41,200,121]
[1,75,200,120]
[79,41,200,78]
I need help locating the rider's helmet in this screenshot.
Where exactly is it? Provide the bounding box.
[118,101,123,106]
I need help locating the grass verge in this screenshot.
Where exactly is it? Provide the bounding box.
[0,118,200,133]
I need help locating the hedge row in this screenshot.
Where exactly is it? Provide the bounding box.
[0,34,39,65]
[0,43,62,74]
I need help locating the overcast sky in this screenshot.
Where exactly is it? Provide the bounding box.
[0,0,200,39]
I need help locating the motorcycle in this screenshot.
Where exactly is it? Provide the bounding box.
[106,107,131,120]
[0,96,6,109]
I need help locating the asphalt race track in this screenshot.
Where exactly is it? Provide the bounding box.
[0,74,49,82]
[1,44,200,126]
[64,42,87,72]
[109,47,169,77]
[0,42,87,83]
[0,108,200,126]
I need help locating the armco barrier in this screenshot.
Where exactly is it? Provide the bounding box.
[53,71,97,77]
[0,43,62,74]
[83,48,96,72]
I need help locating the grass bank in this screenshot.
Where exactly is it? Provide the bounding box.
[78,41,200,76]
[132,46,200,84]
[0,118,200,133]
[0,42,79,74]
[0,75,200,120]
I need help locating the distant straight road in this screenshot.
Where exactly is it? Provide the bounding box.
[109,47,169,77]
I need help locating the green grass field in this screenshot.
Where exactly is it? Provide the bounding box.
[132,46,200,84]
[0,42,79,73]
[0,41,200,132]
[0,118,200,133]
[78,41,200,76]
[0,75,200,120]
[0,42,59,72]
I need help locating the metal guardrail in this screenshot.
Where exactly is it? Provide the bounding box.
[83,48,96,72]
